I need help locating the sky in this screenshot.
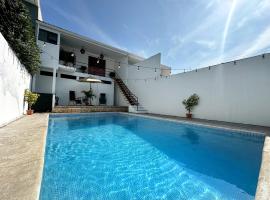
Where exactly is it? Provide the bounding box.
[41,0,270,73]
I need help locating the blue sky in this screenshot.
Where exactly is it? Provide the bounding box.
[41,0,270,73]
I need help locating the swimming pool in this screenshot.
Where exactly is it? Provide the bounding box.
[40,113,264,200]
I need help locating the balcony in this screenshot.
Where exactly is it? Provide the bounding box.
[58,48,111,77]
[58,49,76,72]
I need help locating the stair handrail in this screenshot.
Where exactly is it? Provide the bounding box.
[113,72,139,110]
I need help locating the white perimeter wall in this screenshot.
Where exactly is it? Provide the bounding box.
[0,33,31,126]
[116,54,270,127]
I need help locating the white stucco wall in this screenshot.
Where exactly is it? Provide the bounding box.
[115,54,161,106]
[116,54,270,127]
[37,25,60,69]
[0,33,31,126]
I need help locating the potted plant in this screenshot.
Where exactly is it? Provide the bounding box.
[24,89,40,115]
[82,88,96,105]
[182,94,199,118]
[109,72,116,78]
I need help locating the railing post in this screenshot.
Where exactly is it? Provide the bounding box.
[137,97,139,111]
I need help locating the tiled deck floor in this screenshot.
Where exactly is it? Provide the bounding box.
[142,113,270,135]
[0,114,48,200]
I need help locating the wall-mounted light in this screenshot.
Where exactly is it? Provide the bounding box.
[100,54,104,60]
[97,54,104,64]
[71,52,75,57]
[80,48,85,54]
[43,42,46,47]
[118,62,121,69]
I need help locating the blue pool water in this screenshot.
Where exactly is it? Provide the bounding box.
[40,113,264,200]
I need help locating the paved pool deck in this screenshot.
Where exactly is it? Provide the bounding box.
[141,113,270,136]
[0,114,48,200]
[0,112,269,199]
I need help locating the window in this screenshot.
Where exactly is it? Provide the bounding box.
[60,74,77,80]
[101,80,112,84]
[40,71,58,77]
[38,29,58,45]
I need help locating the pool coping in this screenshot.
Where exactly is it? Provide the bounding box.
[255,136,270,200]
[123,112,267,136]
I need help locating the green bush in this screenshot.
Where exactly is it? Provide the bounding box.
[24,89,39,109]
[82,89,96,100]
[0,0,40,74]
[182,94,200,114]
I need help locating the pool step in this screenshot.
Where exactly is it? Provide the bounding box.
[129,105,148,113]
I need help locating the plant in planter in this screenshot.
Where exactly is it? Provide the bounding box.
[82,89,96,105]
[182,94,199,118]
[24,89,39,115]
[109,72,116,78]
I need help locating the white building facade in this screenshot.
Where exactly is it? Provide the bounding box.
[33,21,169,111]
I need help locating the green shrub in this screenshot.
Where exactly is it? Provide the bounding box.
[182,94,200,114]
[24,89,39,109]
[82,89,96,100]
[0,0,40,74]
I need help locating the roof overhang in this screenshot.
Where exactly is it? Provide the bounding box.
[24,0,39,6]
[36,20,145,62]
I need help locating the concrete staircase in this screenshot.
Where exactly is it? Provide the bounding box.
[114,77,147,113]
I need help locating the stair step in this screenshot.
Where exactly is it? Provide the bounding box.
[115,76,143,108]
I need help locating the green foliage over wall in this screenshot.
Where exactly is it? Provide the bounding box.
[0,0,40,74]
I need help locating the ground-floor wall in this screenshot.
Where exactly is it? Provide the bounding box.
[34,69,114,106]
[116,54,270,127]
[0,33,31,126]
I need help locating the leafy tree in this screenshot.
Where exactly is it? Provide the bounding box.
[82,89,96,105]
[24,89,39,110]
[182,94,200,114]
[0,0,40,74]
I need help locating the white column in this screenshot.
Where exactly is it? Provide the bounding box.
[31,74,36,92]
[51,67,57,109]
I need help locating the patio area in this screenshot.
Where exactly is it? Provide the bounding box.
[0,114,48,200]
[52,105,128,113]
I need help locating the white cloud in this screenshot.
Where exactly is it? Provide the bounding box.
[135,50,148,58]
[236,17,248,29]
[254,0,270,17]
[206,0,220,9]
[240,26,270,58]
[45,2,123,49]
[195,40,216,50]
[236,0,270,29]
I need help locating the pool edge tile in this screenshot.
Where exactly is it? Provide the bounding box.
[255,136,270,200]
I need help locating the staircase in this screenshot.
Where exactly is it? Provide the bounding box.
[114,76,147,113]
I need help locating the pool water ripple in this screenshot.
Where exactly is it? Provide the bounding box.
[40,113,264,200]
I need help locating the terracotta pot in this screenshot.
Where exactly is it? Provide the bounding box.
[27,109,34,115]
[186,113,192,118]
